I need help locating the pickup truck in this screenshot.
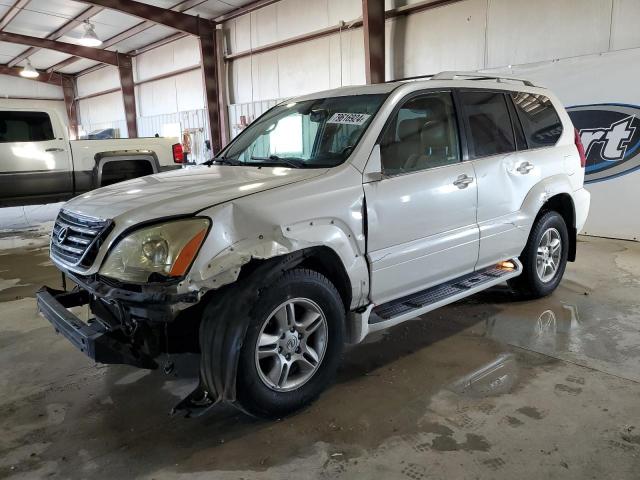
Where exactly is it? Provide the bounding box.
[37,72,590,419]
[0,99,183,207]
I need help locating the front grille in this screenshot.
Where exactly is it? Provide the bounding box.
[51,209,112,268]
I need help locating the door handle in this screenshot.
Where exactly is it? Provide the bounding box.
[516,161,534,174]
[45,148,65,153]
[453,174,474,189]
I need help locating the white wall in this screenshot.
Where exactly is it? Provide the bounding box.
[76,36,206,137]
[0,74,64,99]
[225,0,640,104]
[76,66,127,136]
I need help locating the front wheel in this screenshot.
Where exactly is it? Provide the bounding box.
[508,210,569,299]
[234,269,345,418]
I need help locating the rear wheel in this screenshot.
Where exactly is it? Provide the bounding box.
[508,210,569,299]
[234,269,345,418]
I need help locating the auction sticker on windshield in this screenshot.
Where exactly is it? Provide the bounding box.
[327,113,371,125]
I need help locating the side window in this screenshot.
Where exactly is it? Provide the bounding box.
[510,92,563,148]
[380,92,460,175]
[0,111,54,143]
[459,91,516,158]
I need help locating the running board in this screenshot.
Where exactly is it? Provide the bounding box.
[366,259,522,334]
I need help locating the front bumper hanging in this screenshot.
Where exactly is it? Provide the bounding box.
[36,286,157,369]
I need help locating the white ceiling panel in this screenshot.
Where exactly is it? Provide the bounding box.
[107,24,175,53]
[0,41,28,64]
[137,0,178,8]
[57,57,100,74]
[58,9,144,46]
[28,48,72,69]
[4,0,86,37]
[186,0,249,19]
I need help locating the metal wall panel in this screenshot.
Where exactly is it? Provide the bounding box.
[77,66,121,98]
[486,0,612,68]
[134,36,201,82]
[610,0,640,51]
[0,74,64,99]
[386,0,485,80]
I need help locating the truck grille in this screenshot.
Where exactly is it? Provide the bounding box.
[51,210,112,268]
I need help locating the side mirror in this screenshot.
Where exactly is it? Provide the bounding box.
[363,144,385,183]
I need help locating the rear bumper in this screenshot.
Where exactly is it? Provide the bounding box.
[36,286,157,369]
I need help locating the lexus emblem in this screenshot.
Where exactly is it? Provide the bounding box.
[57,227,69,243]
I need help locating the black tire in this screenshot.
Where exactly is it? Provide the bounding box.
[508,210,569,299]
[218,268,345,418]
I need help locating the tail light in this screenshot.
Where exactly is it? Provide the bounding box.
[172,143,184,163]
[574,128,587,168]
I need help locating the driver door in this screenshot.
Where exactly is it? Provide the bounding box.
[364,91,480,305]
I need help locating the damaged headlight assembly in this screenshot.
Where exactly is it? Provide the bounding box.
[99,218,210,283]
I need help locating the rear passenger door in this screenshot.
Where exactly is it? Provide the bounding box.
[365,91,479,305]
[0,110,72,206]
[457,90,563,269]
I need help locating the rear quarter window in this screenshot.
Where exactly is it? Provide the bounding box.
[0,111,55,143]
[510,92,563,148]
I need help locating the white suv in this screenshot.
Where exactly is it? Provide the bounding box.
[38,72,590,418]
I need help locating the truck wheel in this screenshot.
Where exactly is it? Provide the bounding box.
[235,269,345,418]
[508,210,569,299]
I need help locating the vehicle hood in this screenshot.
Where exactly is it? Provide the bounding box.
[64,165,328,223]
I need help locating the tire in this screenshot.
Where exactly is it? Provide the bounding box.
[508,210,569,299]
[207,268,345,418]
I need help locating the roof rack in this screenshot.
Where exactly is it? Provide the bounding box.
[430,71,536,87]
[384,74,434,83]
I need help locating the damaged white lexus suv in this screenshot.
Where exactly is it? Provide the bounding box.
[38,72,590,418]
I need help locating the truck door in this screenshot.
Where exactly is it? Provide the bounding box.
[364,91,480,305]
[458,90,564,270]
[0,109,72,206]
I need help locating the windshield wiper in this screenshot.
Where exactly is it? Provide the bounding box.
[203,156,242,166]
[250,155,306,168]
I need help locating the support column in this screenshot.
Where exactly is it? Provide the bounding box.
[118,53,138,138]
[199,20,222,154]
[215,27,230,147]
[61,75,78,139]
[362,0,385,84]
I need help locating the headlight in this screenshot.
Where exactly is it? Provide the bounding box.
[99,218,210,283]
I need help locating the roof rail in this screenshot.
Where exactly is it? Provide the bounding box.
[431,71,536,87]
[384,74,434,84]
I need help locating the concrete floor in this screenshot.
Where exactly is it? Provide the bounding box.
[1,232,639,479]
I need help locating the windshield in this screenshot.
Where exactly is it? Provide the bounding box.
[218,94,388,168]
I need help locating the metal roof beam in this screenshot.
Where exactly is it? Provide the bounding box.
[75,0,212,36]
[0,31,127,66]
[0,64,68,86]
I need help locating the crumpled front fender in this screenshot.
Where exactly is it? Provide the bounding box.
[182,195,370,310]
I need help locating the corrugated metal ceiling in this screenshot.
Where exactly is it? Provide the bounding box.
[0,0,255,74]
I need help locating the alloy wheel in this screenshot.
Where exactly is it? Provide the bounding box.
[254,298,328,392]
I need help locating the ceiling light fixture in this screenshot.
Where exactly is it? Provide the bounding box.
[78,21,102,47]
[19,60,39,78]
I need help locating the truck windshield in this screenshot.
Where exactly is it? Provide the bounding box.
[215,94,388,168]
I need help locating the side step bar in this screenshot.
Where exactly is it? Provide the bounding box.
[351,260,522,341]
